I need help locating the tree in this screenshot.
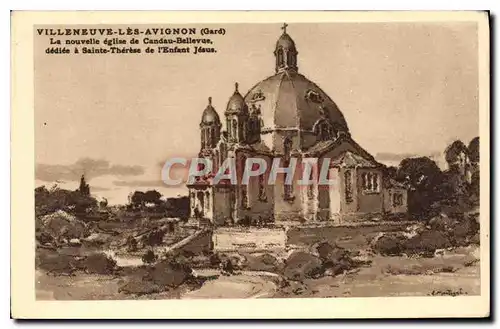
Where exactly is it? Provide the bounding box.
[130,191,146,208]
[78,174,90,196]
[144,190,162,205]
[444,140,468,170]
[397,157,444,219]
[165,196,190,218]
[468,137,480,205]
[69,191,98,214]
[35,185,97,216]
[99,198,108,208]
[382,165,398,182]
[142,250,157,265]
[468,137,479,164]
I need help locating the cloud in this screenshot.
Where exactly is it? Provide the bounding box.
[113,179,164,187]
[112,179,184,189]
[91,185,113,192]
[36,157,145,182]
[376,151,442,163]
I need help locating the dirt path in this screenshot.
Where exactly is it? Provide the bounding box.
[182,270,278,299]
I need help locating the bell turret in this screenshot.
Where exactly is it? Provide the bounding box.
[200,97,221,150]
[274,23,298,73]
[225,83,249,144]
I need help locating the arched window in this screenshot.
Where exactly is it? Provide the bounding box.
[258,173,267,202]
[344,170,353,203]
[240,154,249,208]
[372,174,379,192]
[201,129,206,148]
[362,172,379,193]
[241,186,249,208]
[284,137,292,161]
[197,191,204,214]
[190,192,195,210]
[207,129,212,148]
[277,47,284,68]
[219,143,225,166]
[232,119,238,141]
[214,150,219,172]
[307,167,315,199]
[283,137,293,200]
[204,191,210,212]
[287,51,293,67]
[313,119,333,142]
[210,127,216,146]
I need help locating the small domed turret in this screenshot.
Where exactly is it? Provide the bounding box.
[199,97,221,151]
[200,97,221,126]
[274,23,298,73]
[225,83,249,144]
[275,32,297,52]
[226,82,248,115]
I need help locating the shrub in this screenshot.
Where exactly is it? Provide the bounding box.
[404,230,452,257]
[143,259,192,288]
[283,251,323,281]
[372,233,408,256]
[80,253,117,274]
[36,232,55,245]
[142,250,157,264]
[118,280,162,296]
[36,251,78,275]
[245,253,282,272]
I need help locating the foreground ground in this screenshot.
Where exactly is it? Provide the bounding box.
[36,245,480,300]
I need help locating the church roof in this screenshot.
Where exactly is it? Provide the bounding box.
[226,82,248,115]
[244,71,349,132]
[200,97,221,126]
[275,32,297,53]
[304,135,374,159]
[330,151,379,168]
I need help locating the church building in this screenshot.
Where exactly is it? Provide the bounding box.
[187,24,408,226]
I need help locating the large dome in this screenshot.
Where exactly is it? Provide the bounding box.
[243,71,349,133]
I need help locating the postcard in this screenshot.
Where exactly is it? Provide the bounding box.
[11,11,490,319]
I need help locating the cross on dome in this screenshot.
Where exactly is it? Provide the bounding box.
[281,23,288,34]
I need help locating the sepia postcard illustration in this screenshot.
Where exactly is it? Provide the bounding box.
[11,11,490,319]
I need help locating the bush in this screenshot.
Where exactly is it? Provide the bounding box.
[36,251,78,275]
[245,253,282,272]
[373,212,479,258]
[182,252,222,269]
[118,280,162,296]
[470,233,480,245]
[449,215,480,246]
[143,259,192,288]
[315,242,356,276]
[39,210,88,241]
[283,251,323,281]
[36,232,55,245]
[142,250,157,264]
[372,233,408,256]
[404,230,452,257]
[80,253,117,274]
[141,228,166,247]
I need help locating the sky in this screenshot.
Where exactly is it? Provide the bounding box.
[34,22,479,204]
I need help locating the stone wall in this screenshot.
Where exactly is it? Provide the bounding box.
[213,227,286,252]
